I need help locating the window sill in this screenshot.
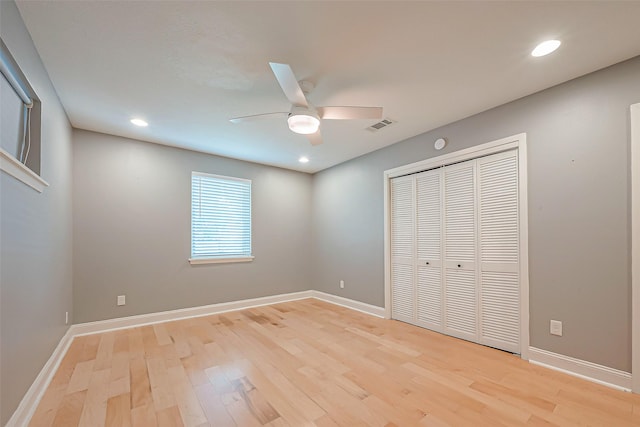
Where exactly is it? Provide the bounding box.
[0,148,48,193]
[189,256,254,265]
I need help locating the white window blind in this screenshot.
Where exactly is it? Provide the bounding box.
[190,172,252,263]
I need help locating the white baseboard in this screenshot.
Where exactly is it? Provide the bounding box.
[8,291,379,426]
[16,294,635,427]
[5,328,74,427]
[71,290,314,336]
[311,291,385,318]
[528,346,632,392]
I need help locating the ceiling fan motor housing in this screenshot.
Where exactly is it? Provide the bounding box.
[288,106,320,134]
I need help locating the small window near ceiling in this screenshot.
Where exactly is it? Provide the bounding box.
[189,171,253,264]
[1,38,44,192]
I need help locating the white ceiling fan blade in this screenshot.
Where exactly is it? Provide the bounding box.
[317,106,383,120]
[306,130,323,146]
[269,62,308,108]
[229,112,288,124]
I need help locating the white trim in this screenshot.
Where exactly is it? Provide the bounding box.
[71,290,314,336]
[192,170,251,184]
[631,103,640,393]
[71,291,384,337]
[383,133,530,358]
[529,347,632,392]
[0,147,48,193]
[384,133,525,179]
[383,175,392,319]
[7,290,632,425]
[5,329,74,427]
[517,137,530,361]
[311,291,386,318]
[189,256,254,265]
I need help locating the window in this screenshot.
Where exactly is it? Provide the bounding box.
[0,37,46,192]
[190,172,253,264]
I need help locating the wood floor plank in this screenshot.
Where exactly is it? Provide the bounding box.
[28,299,640,427]
[28,384,67,427]
[166,365,208,427]
[108,351,131,398]
[77,368,111,427]
[105,392,132,427]
[193,382,236,427]
[130,356,153,409]
[94,333,116,371]
[130,403,158,427]
[147,357,176,411]
[67,360,96,395]
[51,390,87,427]
[155,405,184,427]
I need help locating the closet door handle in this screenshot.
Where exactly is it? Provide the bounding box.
[457,264,462,268]
[425,261,430,265]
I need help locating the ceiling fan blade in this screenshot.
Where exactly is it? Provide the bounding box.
[317,106,383,120]
[306,130,323,146]
[269,62,308,108]
[229,112,288,124]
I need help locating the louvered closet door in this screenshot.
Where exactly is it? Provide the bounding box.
[478,150,520,353]
[443,160,478,342]
[390,176,415,323]
[415,169,443,331]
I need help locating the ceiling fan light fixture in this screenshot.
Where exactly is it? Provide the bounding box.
[288,113,320,135]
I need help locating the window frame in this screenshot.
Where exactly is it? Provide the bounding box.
[189,171,254,265]
[0,37,46,192]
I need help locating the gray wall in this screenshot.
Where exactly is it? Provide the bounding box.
[0,1,73,424]
[72,130,312,323]
[312,56,640,372]
[3,9,636,422]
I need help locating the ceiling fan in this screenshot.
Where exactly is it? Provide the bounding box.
[230,62,383,146]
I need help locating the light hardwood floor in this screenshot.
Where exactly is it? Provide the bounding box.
[29,299,639,426]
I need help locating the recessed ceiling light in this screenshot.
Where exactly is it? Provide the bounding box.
[531,40,561,57]
[130,118,148,127]
[298,156,309,164]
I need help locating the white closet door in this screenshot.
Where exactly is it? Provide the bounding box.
[478,150,520,353]
[415,169,443,331]
[390,176,415,323]
[443,161,478,341]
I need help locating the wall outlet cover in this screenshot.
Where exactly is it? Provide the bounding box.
[550,320,563,336]
[117,295,126,306]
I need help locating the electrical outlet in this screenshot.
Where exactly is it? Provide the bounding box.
[340,280,345,289]
[117,295,126,306]
[550,320,563,336]
[65,311,69,325]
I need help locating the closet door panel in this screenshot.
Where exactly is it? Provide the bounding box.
[416,170,443,330]
[443,161,477,341]
[480,272,519,350]
[478,151,520,353]
[443,269,477,336]
[392,263,414,321]
[390,176,415,323]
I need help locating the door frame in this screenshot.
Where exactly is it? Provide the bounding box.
[632,103,640,393]
[383,133,530,360]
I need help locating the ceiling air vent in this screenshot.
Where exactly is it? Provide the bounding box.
[367,118,396,132]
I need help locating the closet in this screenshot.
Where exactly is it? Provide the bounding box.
[390,149,520,353]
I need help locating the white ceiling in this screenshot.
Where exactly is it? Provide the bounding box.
[16,1,640,173]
